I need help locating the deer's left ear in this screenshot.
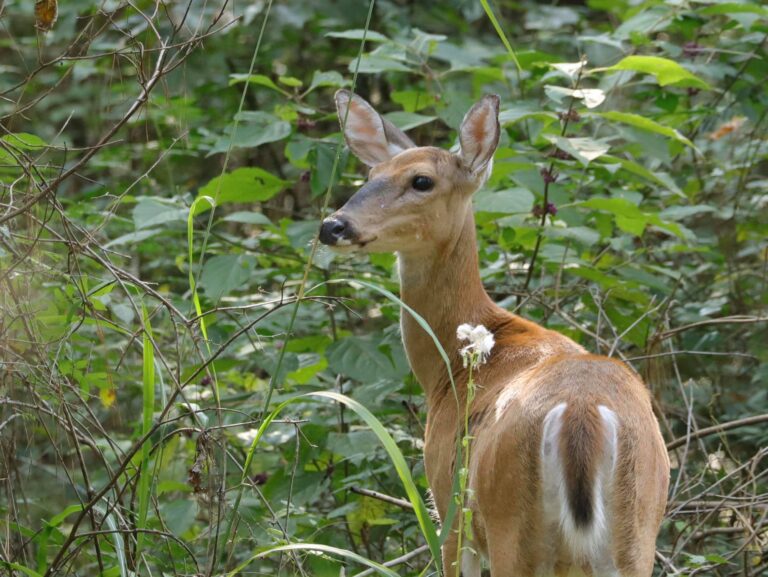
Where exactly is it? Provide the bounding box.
[459,94,500,177]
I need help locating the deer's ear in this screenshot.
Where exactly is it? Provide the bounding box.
[459,94,500,177]
[335,90,415,167]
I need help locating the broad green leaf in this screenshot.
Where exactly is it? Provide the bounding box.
[597,155,683,196]
[391,90,436,113]
[222,211,272,226]
[5,563,44,577]
[383,111,436,131]
[547,136,610,165]
[307,70,349,93]
[200,254,255,300]
[579,197,645,219]
[327,430,380,460]
[597,111,695,148]
[325,29,389,42]
[104,229,163,248]
[133,198,187,230]
[230,543,400,577]
[499,106,558,127]
[659,205,716,221]
[161,499,196,537]
[604,55,710,89]
[46,504,84,528]
[278,75,302,88]
[1,132,46,150]
[699,3,768,18]
[327,336,399,382]
[228,74,289,95]
[544,226,601,246]
[210,111,291,154]
[615,214,647,236]
[352,54,411,74]
[474,187,535,214]
[197,167,288,214]
[578,197,683,238]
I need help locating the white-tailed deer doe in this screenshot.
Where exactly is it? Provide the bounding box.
[319,90,670,577]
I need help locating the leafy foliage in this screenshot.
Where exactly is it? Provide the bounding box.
[1,1,766,576]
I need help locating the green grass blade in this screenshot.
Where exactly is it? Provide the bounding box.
[187,195,215,343]
[228,543,400,577]
[313,278,464,549]
[318,278,456,393]
[136,303,155,556]
[312,391,441,563]
[97,504,128,577]
[480,0,522,72]
[4,562,44,577]
[228,391,441,573]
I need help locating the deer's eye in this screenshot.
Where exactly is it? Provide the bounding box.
[412,175,434,192]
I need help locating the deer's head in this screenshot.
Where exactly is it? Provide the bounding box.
[319,90,500,256]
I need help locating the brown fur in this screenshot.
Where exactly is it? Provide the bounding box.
[325,92,670,576]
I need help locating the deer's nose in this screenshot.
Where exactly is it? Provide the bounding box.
[319,215,355,245]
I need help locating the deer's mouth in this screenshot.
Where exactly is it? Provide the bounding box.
[327,235,377,253]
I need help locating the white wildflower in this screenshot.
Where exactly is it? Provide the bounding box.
[456,323,495,368]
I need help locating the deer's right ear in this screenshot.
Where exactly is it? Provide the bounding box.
[335,90,415,167]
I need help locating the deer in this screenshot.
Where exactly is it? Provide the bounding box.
[319,90,670,577]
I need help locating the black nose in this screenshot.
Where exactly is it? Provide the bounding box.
[319,216,354,245]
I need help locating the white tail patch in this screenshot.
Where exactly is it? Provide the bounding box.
[541,403,619,572]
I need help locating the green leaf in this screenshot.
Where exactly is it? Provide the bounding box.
[327,430,380,461]
[197,167,288,213]
[474,187,535,214]
[579,197,645,219]
[222,211,272,226]
[597,111,695,148]
[104,229,163,248]
[547,136,610,165]
[544,226,601,246]
[210,111,291,154]
[325,29,389,42]
[133,198,187,230]
[1,132,46,150]
[353,54,411,74]
[228,74,289,95]
[200,254,255,300]
[4,563,44,577]
[327,336,399,383]
[699,3,768,18]
[278,75,302,88]
[604,55,710,89]
[307,70,349,93]
[45,504,84,528]
[230,543,400,577]
[383,111,436,131]
[597,155,683,196]
[161,499,196,537]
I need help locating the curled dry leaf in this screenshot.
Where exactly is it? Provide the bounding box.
[707,116,747,141]
[35,0,58,32]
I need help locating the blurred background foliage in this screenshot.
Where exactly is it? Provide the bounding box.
[1,0,766,575]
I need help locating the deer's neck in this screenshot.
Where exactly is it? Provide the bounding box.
[397,207,499,400]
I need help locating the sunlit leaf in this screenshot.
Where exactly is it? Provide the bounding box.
[197,167,288,213]
[604,55,710,89]
[597,111,695,148]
